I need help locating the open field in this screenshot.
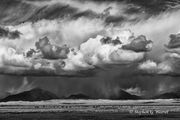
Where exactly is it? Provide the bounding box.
[0,99,180,119]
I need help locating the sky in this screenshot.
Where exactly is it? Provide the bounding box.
[0,0,180,99]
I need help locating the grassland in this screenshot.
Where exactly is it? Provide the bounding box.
[0,99,180,119]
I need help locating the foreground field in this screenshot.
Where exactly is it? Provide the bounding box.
[0,99,180,119]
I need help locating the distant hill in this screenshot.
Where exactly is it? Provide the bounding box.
[109,89,141,100]
[152,88,180,99]
[65,93,91,99]
[65,90,142,100]
[4,87,180,101]
[0,88,59,102]
[152,92,180,99]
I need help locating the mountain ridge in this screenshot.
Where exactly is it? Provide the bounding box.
[0,88,59,102]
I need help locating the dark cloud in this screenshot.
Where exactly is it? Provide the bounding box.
[28,4,78,22]
[0,0,78,25]
[72,10,99,19]
[105,16,126,24]
[1,0,179,25]
[122,35,152,52]
[35,36,70,59]
[165,33,180,49]
[0,27,21,39]
[100,36,122,45]
[79,0,180,14]
[0,63,180,99]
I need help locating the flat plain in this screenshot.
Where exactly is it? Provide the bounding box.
[0,99,180,120]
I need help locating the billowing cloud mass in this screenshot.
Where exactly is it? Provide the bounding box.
[138,60,172,74]
[0,46,31,68]
[165,33,180,49]
[139,33,180,75]
[0,26,152,74]
[35,36,70,59]
[78,31,151,65]
[0,27,21,39]
[0,0,179,76]
[122,35,152,52]
[0,0,180,99]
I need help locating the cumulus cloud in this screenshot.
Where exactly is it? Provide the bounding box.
[139,60,158,73]
[0,17,105,75]
[122,35,153,52]
[0,1,155,75]
[6,17,105,51]
[35,36,70,59]
[165,33,180,49]
[61,29,153,71]
[0,26,152,75]
[0,46,32,68]
[138,31,180,75]
[138,35,180,75]
[138,60,172,74]
[0,27,21,39]
[164,33,180,59]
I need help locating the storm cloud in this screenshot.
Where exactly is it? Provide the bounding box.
[0,0,180,99]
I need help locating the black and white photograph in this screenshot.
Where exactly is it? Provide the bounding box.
[0,0,180,119]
